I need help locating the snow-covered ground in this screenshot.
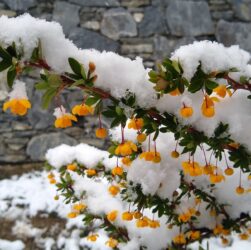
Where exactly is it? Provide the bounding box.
[0,171,251,250]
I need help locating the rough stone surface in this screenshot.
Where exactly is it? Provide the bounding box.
[121,44,153,54]
[69,0,119,7]
[0,9,16,17]
[52,1,80,35]
[139,6,168,37]
[69,27,119,51]
[120,0,150,7]
[81,20,100,30]
[101,8,137,40]
[231,0,251,21]
[2,0,37,10]
[166,1,214,36]
[154,36,196,60]
[216,20,251,52]
[26,133,78,161]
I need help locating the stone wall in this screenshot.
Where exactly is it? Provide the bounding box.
[0,0,251,169]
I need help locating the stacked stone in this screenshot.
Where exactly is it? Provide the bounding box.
[0,0,251,169]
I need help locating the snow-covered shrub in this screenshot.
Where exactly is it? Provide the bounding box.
[1,14,251,250]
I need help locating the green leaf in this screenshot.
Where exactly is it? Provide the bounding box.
[111,117,121,128]
[188,65,206,93]
[85,96,100,106]
[0,46,12,63]
[71,79,85,87]
[115,106,123,116]
[0,60,11,72]
[172,60,181,73]
[205,79,218,90]
[48,74,62,87]
[7,66,16,88]
[68,57,86,79]
[42,88,57,109]
[240,76,248,84]
[35,81,49,90]
[102,110,116,118]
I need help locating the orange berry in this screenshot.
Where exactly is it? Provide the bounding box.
[73,203,87,211]
[136,218,149,228]
[67,164,77,171]
[89,62,96,73]
[72,104,94,116]
[172,233,186,245]
[171,150,179,158]
[86,169,97,176]
[236,186,245,195]
[49,178,56,184]
[95,128,107,139]
[137,133,147,143]
[122,211,133,221]
[221,237,229,245]
[111,166,124,176]
[87,234,99,242]
[180,106,193,118]
[67,212,78,219]
[108,185,120,196]
[133,211,143,219]
[106,238,118,248]
[47,173,54,179]
[149,220,160,228]
[107,210,118,222]
[121,157,131,166]
[239,233,249,240]
[224,167,234,176]
[3,99,31,116]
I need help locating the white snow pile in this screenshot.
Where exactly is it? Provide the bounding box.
[45,136,251,249]
[0,239,24,250]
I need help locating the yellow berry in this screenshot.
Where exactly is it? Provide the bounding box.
[95,128,107,139]
[239,233,249,240]
[87,234,99,242]
[137,133,147,143]
[133,211,143,219]
[106,238,118,248]
[122,211,133,221]
[180,106,193,118]
[49,178,56,184]
[236,186,245,195]
[111,166,124,176]
[47,173,54,179]
[121,157,131,166]
[54,195,59,200]
[67,164,77,171]
[108,185,120,196]
[107,210,118,222]
[73,203,87,211]
[86,169,97,176]
[67,212,78,219]
[171,150,179,158]
[224,167,234,176]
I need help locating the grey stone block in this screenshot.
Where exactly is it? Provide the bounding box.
[216,20,251,52]
[139,6,168,37]
[2,0,36,10]
[69,0,119,7]
[69,27,119,52]
[26,132,78,161]
[166,1,214,36]
[101,8,137,40]
[53,1,80,36]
